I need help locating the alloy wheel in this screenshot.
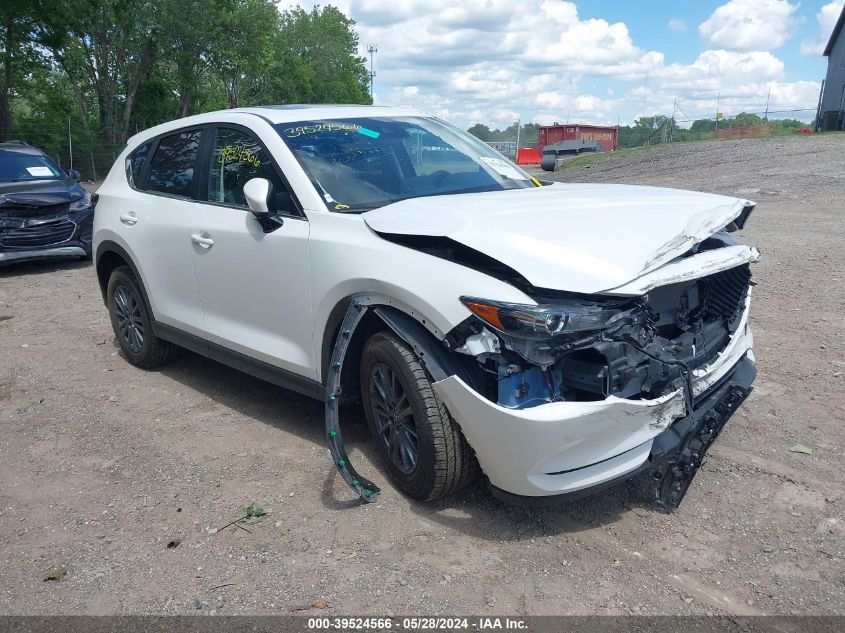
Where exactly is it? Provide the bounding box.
[113,285,144,353]
[369,362,418,474]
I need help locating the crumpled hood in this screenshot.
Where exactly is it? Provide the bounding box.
[0,179,81,209]
[363,183,754,294]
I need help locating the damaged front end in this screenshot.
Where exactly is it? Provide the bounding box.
[453,254,750,410]
[0,193,94,264]
[443,234,757,507]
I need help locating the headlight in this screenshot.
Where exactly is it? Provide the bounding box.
[69,191,92,212]
[460,296,633,340]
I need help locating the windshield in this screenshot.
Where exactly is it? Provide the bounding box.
[275,117,536,212]
[0,150,63,183]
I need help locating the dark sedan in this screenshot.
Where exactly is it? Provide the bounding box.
[0,141,95,265]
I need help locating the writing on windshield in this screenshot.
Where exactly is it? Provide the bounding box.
[276,117,533,212]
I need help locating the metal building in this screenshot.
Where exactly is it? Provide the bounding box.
[819,4,845,131]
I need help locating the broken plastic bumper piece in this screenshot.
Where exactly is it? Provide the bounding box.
[433,319,754,504]
[650,356,755,508]
[481,355,755,507]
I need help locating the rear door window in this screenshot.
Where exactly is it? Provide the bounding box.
[147,130,202,198]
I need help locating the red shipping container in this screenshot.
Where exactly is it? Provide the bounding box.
[538,124,618,152]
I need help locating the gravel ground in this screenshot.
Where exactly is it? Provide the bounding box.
[1,134,843,616]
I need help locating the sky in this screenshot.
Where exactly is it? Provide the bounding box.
[277,0,845,129]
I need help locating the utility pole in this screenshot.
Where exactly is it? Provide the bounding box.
[515,118,521,153]
[642,72,648,113]
[367,44,378,99]
[764,87,771,122]
[670,98,677,144]
[643,73,651,145]
[715,92,721,134]
[67,116,73,172]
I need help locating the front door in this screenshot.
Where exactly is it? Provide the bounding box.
[189,125,315,379]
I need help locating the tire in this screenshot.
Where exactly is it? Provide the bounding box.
[360,331,476,500]
[106,266,179,368]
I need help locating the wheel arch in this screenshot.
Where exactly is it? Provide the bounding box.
[322,295,482,405]
[95,240,154,318]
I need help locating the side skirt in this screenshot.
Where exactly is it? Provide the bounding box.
[151,321,325,401]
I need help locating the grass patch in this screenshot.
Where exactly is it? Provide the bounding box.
[555,145,657,171]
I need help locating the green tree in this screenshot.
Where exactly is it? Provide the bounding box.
[467,122,539,145]
[273,5,370,104]
[10,68,77,152]
[729,112,764,128]
[690,118,716,134]
[159,0,224,118]
[615,116,674,148]
[211,0,280,108]
[0,0,47,141]
[467,123,493,140]
[519,122,539,146]
[37,0,160,144]
[770,118,805,130]
[7,0,372,174]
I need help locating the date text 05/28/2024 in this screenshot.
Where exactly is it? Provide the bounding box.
[307,617,528,630]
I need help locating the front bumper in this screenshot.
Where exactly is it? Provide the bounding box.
[0,208,93,265]
[0,245,88,264]
[433,307,754,500]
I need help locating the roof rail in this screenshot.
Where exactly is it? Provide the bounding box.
[0,140,30,146]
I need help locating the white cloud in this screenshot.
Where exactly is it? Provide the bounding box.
[801,1,844,55]
[699,0,798,51]
[661,50,784,94]
[276,0,820,128]
[668,18,686,32]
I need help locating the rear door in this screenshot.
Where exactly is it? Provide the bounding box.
[189,125,314,378]
[128,129,205,335]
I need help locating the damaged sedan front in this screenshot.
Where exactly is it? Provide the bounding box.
[0,141,94,265]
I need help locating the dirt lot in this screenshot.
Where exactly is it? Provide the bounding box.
[1,135,843,616]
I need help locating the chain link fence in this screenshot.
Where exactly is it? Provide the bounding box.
[7,120,128,183]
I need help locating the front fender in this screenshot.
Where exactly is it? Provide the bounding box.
[317,291,451,384]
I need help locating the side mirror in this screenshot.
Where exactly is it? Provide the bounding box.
[68,169,82,182]
[243,177,283,233]
[243,177,271,217]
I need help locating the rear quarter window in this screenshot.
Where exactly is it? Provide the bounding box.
[125,143,151,189]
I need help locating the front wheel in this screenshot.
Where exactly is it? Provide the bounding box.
[360,331,476,500]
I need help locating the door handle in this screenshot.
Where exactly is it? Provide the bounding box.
[119,212,138,226]
[190,233,214,248]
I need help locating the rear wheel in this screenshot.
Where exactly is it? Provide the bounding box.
[360,331,476,500]
[107,266,179,368]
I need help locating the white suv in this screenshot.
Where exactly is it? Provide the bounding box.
[94,105,758,507]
